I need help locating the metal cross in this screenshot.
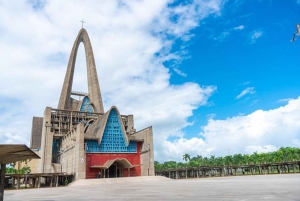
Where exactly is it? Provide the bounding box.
[80,19,86,28]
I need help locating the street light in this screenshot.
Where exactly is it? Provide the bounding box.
[291,24,300,42]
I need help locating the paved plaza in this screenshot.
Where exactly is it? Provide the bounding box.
[4,174,300,200]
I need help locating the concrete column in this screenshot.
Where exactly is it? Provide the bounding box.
[17,176,20,189]
[25,175,27,188]
[12,177,15,188]
[33,178,36,188]
[55,176,58,187]
[50,177,53,187]
[293,164,296,173]
[37,177,40,188]
[0,164,6,201]
[38,176,41,188]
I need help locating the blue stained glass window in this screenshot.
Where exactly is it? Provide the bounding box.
[52,139,59,155]
[85,109,137,153]
[80,96,94,112]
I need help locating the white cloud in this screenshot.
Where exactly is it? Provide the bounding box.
[173,68,187,77]
[292,139,300,146]
[213,31,230,41]
[250,30,263,43]
[0,1,223,161]
[206,113,216,120]
[242,81,250,85]
[236,87,256,99]
[213,25,244,41]
[278,98,293,103]
[161,97,300,161]
[233,25,244,30]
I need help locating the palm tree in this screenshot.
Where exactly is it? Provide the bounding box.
[232,154,243,166]
[183,154,190,178]
[196,155,203,167]
[209,155,216,166]
[203,157,209,166]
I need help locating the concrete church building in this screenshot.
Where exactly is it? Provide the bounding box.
[29,28,155,180]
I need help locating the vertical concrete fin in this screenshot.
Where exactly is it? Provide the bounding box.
[57,28,104,113]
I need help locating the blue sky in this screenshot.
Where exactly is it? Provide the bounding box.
[169,0,300,139]
[0,0,300,162]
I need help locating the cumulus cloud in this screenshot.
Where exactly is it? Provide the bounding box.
[0,1,223,161]
[236,87,256,99]
[233,25,244,30]
[162,97,300,161]
[250,30,263,43]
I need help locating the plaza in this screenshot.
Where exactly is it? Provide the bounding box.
[4,174,300,200]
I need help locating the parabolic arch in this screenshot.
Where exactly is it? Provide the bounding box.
[57,28,104,113]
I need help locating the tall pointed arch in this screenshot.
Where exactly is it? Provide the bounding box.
[58,28,104,113]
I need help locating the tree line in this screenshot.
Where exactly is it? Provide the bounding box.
[155,147,300,171]
[5,160,31,174]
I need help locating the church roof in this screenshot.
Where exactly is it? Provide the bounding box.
[86,106,129,146]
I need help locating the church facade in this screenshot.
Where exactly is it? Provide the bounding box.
[29,29,154,179]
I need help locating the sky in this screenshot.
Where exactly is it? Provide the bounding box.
[0,0,300,162]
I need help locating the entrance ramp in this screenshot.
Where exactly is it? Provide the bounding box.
[68,176,171,187]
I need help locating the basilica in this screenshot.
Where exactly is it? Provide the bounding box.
[29,28,154,179]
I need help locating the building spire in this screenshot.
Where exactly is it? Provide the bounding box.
[58,29,104,113]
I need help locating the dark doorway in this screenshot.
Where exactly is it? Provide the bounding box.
[117,168,120,177]
[109,165,116,178]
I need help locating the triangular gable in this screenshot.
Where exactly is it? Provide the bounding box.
[85,106,136,153]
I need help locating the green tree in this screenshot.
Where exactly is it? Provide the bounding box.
[183,154,190,179]
[196,155,203,167]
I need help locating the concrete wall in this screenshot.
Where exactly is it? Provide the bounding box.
[132,127,155,176]
[30,117,43,149]
[17,150,40,173]
[38,107,53,173]
[60,123,86,179]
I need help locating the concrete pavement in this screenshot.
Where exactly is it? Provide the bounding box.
[4,174,300,200]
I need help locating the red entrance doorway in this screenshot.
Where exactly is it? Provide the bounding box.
[86,156,140,179]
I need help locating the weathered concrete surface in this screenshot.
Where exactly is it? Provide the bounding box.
[4,174,300,200]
